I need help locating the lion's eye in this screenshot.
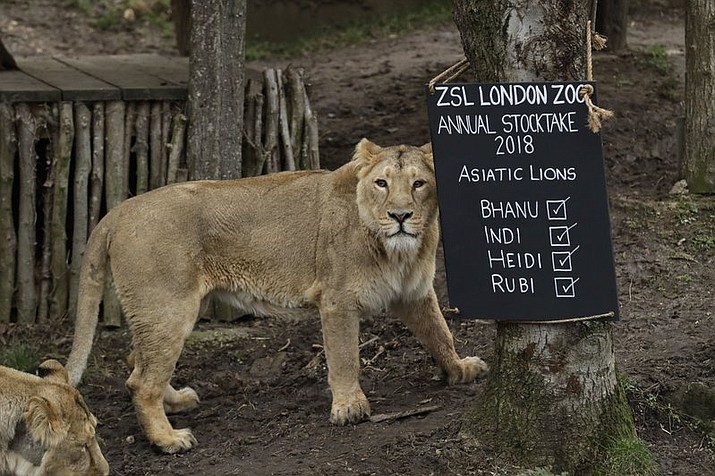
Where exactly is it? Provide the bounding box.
[375,179,388,188]
[413,180,426,189]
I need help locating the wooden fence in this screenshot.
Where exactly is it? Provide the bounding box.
[0,54,319,325]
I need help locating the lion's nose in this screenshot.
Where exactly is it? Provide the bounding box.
[388,211,413,223]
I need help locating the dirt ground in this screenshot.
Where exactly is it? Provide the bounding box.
[1,2,714,475]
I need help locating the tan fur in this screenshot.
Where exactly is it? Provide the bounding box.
[66,139,488,454]
[0,360,109,476]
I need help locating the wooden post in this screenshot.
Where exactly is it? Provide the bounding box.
[160,102,171,184]
[263,69,280,174]
[285,68,306,169]
[15,104,38,324]
[123,102,136,197]
[37,106,54,323]
[49,102,74,321]
[68,102,91,320]
[103,100,126,327]
[149,102,164,189]
[304,93,320,170]
[134,101,150,195]
[88,102,105,233]
[0,103,17,322]
[166,113,187,185]
[276,69,295,171]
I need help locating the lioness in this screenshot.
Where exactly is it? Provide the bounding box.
[66,139,488,453]
[0,360,109,476]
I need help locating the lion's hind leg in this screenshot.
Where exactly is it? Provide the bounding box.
[163,385,200,414]
[124,299,201,454]
[127,350,200,414]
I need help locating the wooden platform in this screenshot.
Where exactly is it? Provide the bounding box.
[0,54,189,102]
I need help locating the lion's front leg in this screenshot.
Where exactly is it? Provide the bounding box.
[392,289,488,384]
[319,304,370,425]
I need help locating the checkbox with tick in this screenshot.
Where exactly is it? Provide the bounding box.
[549,223,577,247]
[554,277,580,298]
[551,245,580,272]
[546,197,570,220]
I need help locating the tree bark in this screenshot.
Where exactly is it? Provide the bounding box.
[187,0,246,180]
[452,1,639,472]
[684,0,715,193]
[596,0,629,52]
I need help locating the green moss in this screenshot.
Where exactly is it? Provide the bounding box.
[595,436,659,476]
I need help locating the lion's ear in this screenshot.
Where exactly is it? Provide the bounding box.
[36,359,70,385]
[352,138,382,165]
[24,396,69,448]
[420,142,432,154]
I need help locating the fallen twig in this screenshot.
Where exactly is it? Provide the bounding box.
[369,404,442,424]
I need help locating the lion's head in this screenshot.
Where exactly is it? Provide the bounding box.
[352,139,437,254]
[16,360,109,476]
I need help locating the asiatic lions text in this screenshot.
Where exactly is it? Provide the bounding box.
[66,139,488,454]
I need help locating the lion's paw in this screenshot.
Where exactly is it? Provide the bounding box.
[155,428,198,454]
[330,392,371,425]
[448,356,489,385]
[164,386,200,414]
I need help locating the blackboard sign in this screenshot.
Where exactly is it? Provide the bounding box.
[426,81,619,321]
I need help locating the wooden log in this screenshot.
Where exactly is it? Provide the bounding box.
[242,78,260,177]
[285,67,306,169]
[160,102,171,185]
[263,69,280,174]
[149,102,164,189]
[304,91,320,170]
[134,101,150,194]
[68,102,91,320]
[49,102,74,321]
[15,103,38,324]
[251,82,265,176]
[276,69,295,171]
[37,105,54,323]
[166,113,187,184]
[88,102,105,233]
[103,100,126,327]
[0,103,17,322]
[123,102,136,197]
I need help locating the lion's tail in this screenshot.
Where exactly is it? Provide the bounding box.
[66,218,111,387]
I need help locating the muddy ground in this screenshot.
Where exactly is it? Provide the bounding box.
[1,2,714,475]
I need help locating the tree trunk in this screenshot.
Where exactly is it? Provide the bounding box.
[596,0,629,52]
[451,1,642,473]
[187,0,247,321]
[684,0,715,193]
[187,0,246,181]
